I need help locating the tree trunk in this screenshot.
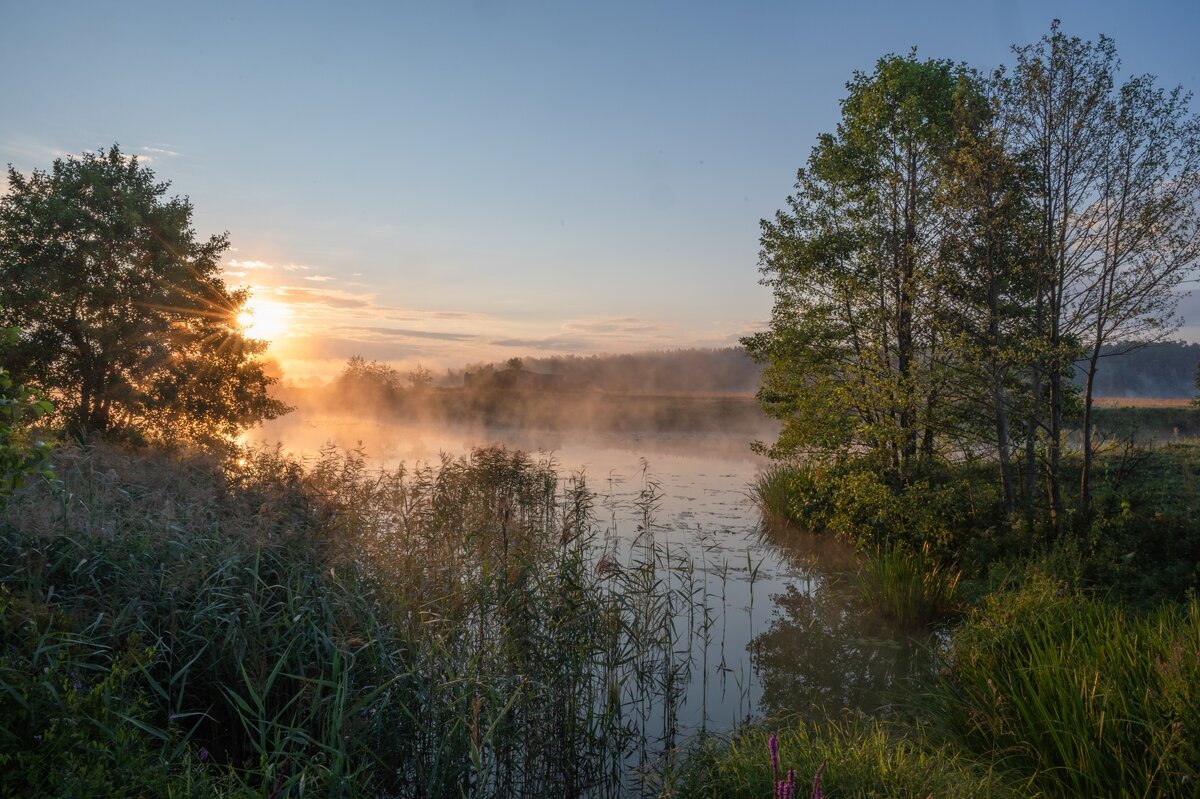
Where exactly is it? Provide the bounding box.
[994,372,1015,515]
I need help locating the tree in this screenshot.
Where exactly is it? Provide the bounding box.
[0,327,54,497]
[334,356,402,407]
[744,54,968,479]
[1002,21,1118,528]
[751,23,1200,535]
[1003,22,1200,524]
[407,365,433,392]
[937,75,1040,515]
[0,145,289,443]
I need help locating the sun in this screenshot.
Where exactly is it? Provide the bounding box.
[236,296,291,341]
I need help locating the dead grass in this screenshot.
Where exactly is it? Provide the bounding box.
[1092,397,1193,408]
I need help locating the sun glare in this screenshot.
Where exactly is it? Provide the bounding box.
[237,297,291,341]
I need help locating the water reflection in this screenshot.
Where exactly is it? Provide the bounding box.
[246,412,936,732]
[752,525,936,720]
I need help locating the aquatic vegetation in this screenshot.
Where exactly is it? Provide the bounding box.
[0,442,693,797]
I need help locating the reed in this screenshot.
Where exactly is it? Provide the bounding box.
[0,442,693,797]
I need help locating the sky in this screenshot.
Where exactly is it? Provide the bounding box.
[4,0,1200,381]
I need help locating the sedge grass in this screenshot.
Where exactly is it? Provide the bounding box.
[933,574,1200,798]
[855,543,962,627]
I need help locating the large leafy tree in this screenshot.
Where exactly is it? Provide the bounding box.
[744,54,970,480]
[0,145,289,443]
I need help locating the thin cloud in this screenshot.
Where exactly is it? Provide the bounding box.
[336,325,478,342]
[270,286,376,309]
[492,335,592,351]
[562,317,665,335]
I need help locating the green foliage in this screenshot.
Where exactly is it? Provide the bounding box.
[935,575,1200,798]
[744,53,1013,480]
[751,22,1200,529]
[1070,441,1200,600]
[0,327,54,497]
[670,720,1028,798]
[0,145,289,445]
[0,599,231,798]
[752,459,997,558]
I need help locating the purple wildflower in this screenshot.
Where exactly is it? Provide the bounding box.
[199,747,209,761]
[811,759,827,799]
[769,732,780,778]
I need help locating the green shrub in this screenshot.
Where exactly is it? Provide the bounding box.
[752,459,1001,560]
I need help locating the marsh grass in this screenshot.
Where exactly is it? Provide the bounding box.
[855,544,961,627]
[0,442,695,797]
[667,718,1031,798]
[751,463,805,528]
[934,575,1200,798]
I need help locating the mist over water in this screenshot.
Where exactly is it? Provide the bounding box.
[247,400,932,733]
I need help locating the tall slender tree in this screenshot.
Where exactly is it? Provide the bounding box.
[1002,21,1117,529]
[1073,76,1200,513]
[745,54,965,479]
[937,75,1040,515]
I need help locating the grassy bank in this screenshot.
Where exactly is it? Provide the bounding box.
[741,429,1200,797]
[0,443,688,797]
[935,575,1199,798]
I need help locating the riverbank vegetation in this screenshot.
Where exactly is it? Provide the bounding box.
[1,442,690,797]
[729,19,1200,799]
[4,18,1200,799]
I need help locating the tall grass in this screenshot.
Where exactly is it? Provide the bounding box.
[934,575,1200,798]
[0,442,693,797]
[667,719,1029,798]
[751,463,816,529]
[855,544,961,627]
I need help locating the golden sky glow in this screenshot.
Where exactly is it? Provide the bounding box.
[237,295,292,343]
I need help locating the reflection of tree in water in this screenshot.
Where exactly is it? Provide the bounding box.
[751,577,935,720]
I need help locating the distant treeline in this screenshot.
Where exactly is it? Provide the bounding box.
[1076,341,1200,398]
[449,342,1199,398]
[452,348,764,394]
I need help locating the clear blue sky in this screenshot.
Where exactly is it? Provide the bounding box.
[4,1,1199,378]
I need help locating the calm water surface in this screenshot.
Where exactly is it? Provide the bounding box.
[249,413,933,734]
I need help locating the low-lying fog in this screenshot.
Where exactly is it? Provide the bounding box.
[244,393,931,733]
